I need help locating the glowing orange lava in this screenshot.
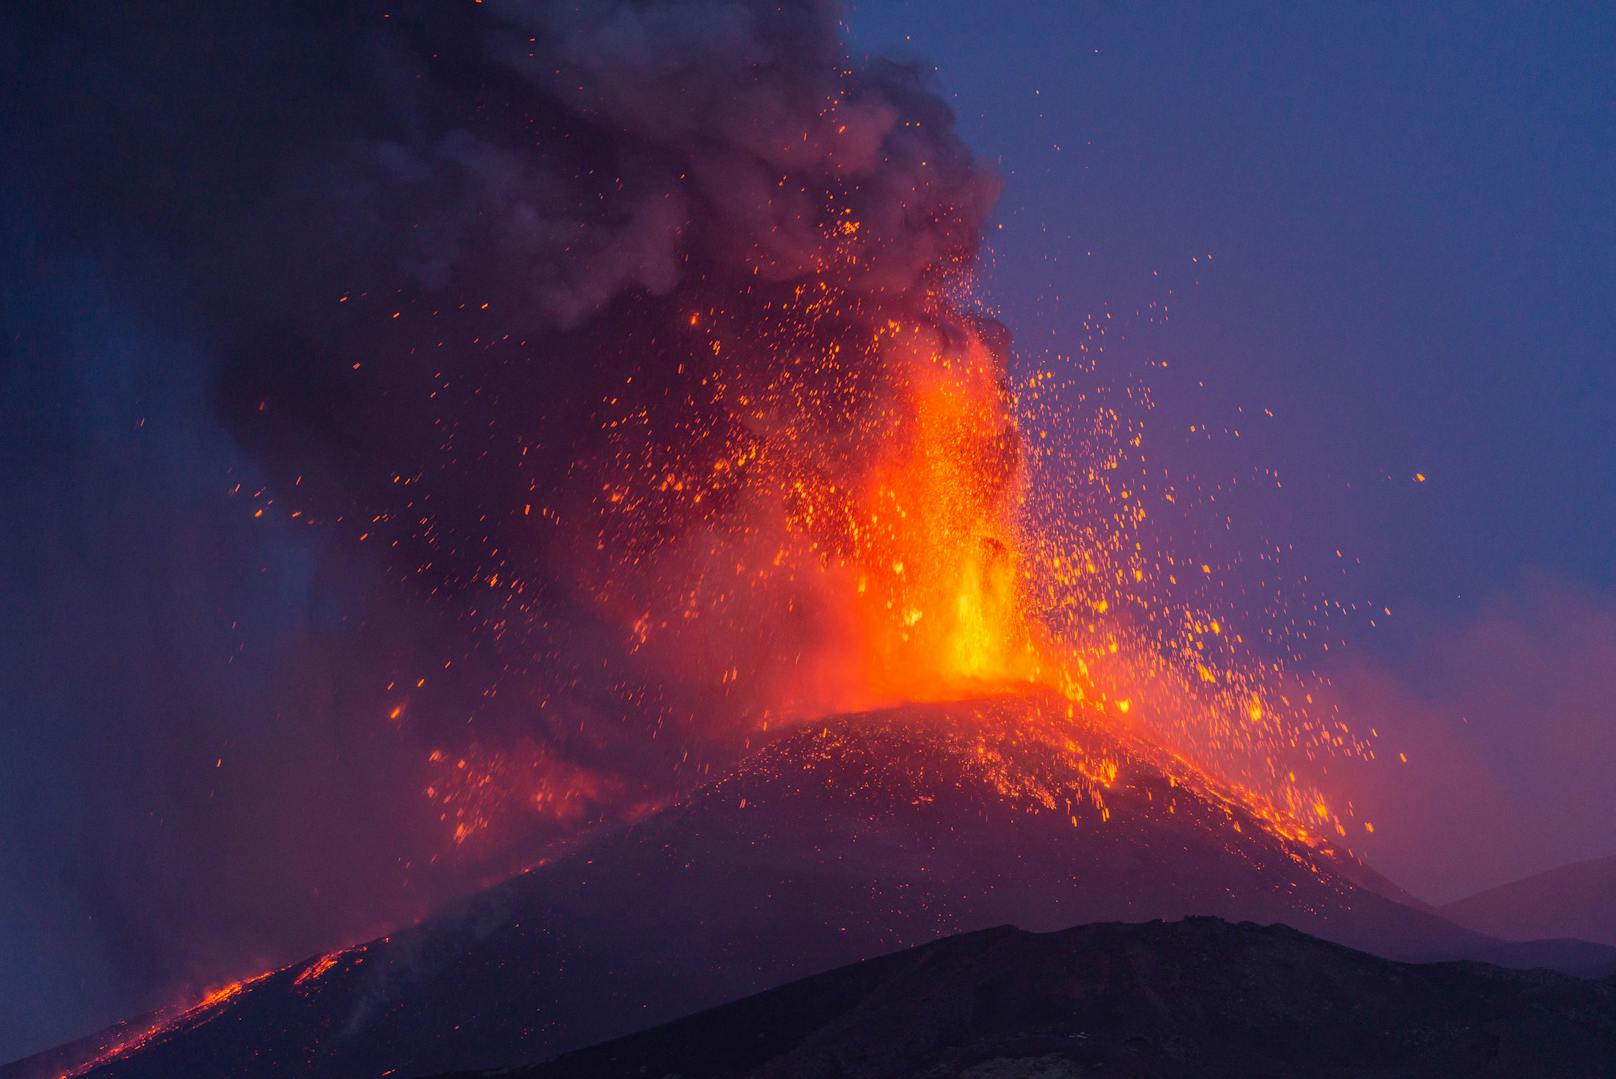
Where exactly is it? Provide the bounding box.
[393,266,1376,853]
[58,973,269,1079]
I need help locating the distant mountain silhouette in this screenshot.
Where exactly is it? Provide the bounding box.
[448,917,1616,1079]
[11,695,1614,1079]
[1443,855,1616,948]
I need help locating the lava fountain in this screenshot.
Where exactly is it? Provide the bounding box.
[4,12,1389,1073]
[181,0,1368,858]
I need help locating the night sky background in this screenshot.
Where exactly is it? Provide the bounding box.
[3,2,1612,1064]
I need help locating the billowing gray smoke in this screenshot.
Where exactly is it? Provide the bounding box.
[0,0,999,1061]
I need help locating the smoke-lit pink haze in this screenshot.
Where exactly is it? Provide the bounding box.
[1328,570,1616,902]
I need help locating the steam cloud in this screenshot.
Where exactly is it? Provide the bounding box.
[2,0,1004,1056]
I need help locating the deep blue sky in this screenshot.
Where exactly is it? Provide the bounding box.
[848,1,1615,898]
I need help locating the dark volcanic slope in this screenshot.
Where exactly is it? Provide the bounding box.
[1443,855,1616,948]
[463,917,1616,1079]
[14,696,1614,1079]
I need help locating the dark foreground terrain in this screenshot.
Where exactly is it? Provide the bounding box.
[457,917,1616,1079]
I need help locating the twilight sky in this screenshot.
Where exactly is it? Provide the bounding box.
[2,1,1612,1065]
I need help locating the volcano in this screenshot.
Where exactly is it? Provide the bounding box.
[13,694,1614,1079]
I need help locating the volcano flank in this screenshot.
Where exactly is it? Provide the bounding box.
[16,694,1611,1079]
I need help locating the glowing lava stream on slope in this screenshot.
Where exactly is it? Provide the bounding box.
[56,946,372,1079]
[56,979,263,1079]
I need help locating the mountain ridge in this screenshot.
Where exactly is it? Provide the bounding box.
[1442,854,1616,948]
[441,916,1616,1079]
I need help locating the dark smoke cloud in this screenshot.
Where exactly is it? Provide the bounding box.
[1,1,997,1059]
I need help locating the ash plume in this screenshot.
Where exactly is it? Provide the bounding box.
[3,0,1006,1055]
